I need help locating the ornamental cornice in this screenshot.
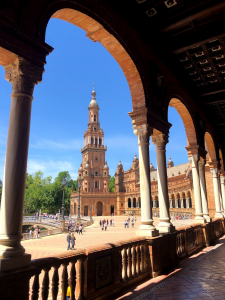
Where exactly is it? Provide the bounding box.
[210,168,218,178]
[198,157,206,170]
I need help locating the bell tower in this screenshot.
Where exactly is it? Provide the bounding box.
[78,84,109,193]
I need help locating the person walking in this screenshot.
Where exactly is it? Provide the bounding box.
[110,219,112,226]
[112,219,114,226]
[38,227,41,239]
[100,220,102,227]
[71,233,76,250]
[104,222,107,231]
[29,229,32,239]
[131,220,134,228]
[67,232,71,250]
[107,219,109,226]
[127,220,129,228]
[79,225,82,234]
[124,220,127,228]
[135,217,137,222]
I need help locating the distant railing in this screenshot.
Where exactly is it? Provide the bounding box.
[22,228,62,240]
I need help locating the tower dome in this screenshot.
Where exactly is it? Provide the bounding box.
[88,83,99,108]
[150,162,156,171]
[118,159,122,167]
[167,156,174,168]
[133,153,138,161]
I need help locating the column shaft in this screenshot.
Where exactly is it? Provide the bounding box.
[152,134,175,233]
[198,158,211,222]
[134,125,158,237]
[0,57,43,271]
[220,176,225,214]
[189,155,205,223]
[210,168,223,218]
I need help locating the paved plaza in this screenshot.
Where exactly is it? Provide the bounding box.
[22,216,193,259]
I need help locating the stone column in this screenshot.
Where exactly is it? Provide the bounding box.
[131,200,133,208]
[210,168,223,218]
[220,175,225,215]
[218,173,224,216]
[186,197,190,208]
[180,198,184,208]
[198,158,211,222]
[169,198,173,208]
[0,57,43,271]
[175,198,179,208]
[152,134,175,233]
[134,125,158,237]
[189,155,205,223]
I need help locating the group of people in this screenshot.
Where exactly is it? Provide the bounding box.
[68,223,83,234]
[99,219,115,231]
[28,227,41,239]
[124,216,136,228]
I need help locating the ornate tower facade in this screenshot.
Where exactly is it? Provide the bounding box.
[78,85,110,193]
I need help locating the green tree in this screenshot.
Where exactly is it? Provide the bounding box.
[109,175,115,193]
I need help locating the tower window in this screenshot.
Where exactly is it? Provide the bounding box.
[95,172,98,175]
[95,157,98,161]
[94,115,96,122]
[95,181,98,188]
[94,128,96,131]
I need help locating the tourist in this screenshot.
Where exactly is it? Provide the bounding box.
[102,223,104,231]
[110,219,112,226]
[34,228,38,238]
[29,229,32,239]
[104,223,107,231]
[38,227,41,239]
[71,233,76,250]
[124,220,127,228]
[135,216,137,222]
[131,220,134,228]
[67,232,71,250]
[107,219,109,226]
[79,225,82,234]
[76,224,79,234]
[112,219,114,226]
[127,220,129,228]
[99,220,102,227]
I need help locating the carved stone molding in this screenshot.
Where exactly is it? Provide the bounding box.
[4,57,43,97]
[210,168,218,178]
[220,176,225,185]
[133,124,152,144]
[152,134,169,150]
[188,154,198,169]
[198,157,206,171]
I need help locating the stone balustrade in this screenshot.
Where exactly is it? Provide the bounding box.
[1,219,225,300]
[22,228,62,240]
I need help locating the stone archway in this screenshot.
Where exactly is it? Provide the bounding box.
[96,201,103,216]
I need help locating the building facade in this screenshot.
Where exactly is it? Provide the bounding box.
[70,86,117,216]
[115,155,195,218]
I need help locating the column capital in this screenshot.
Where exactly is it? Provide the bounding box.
[220,176,225,184]
[4,57,43,98]
[133,124,152,144]
[198,157,206,170]
[210,168,218,178]
[151,134,169,150]
[188,154,199,168]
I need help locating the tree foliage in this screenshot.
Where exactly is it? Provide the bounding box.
[24,171,75,215]
[109,175,115,193]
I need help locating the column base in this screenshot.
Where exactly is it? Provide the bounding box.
[203,215,212,223]
[214,212,224,218]
[193,217,206,224]
[0,253,31,271]
[136,228,159,237]
[157,223,175,233]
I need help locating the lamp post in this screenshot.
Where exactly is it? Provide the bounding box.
[62,177,66,220]
[78,181,81,219]
[90,204,92,220]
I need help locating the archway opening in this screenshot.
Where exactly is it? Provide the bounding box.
[128,198,131,208]
[96,201,103,216]
[133,198,136,208]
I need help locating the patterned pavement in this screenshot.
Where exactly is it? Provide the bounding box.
[119,237,225,300]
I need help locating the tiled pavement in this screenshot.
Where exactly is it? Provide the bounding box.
[118,237,225,300]
[23,216,224,300]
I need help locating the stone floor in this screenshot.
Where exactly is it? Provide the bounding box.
[118,236,225,300]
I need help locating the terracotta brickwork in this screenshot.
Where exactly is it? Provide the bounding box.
[205,164,216,217]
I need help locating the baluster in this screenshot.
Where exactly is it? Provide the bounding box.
[140,244,145,273]
[132,245,137,277]
[122,248,128,281]
[136,244,141,275]
[52,265,60,300]
[75,258,85,300]
[61,263,69,300]
[144,244,149,272]
[69,261,76,300]
[127,246,132,279]
[31,272,40,300]
[41,267,50,300]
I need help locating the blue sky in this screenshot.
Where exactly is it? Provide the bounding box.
[0,19,188,182]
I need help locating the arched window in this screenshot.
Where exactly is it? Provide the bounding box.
[128,198,131,208]
[133,198,136,208]
[95,181,98,188]
[94,115,96,122]
[95,172,98,175]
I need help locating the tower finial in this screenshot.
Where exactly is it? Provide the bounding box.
[93,82,95,92]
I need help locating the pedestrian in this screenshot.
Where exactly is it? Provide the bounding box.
[38,227,41,238]
[110,219,112,226]
[76,225,79,233]
[79,225,82,234]
[127,220,129,228]
[102,223,104,231]
[131,220,134,228]
[104,223,107,231]
[67,232,71,250]
[124,220,126,228]
[112,219,114,226]
[35,228,38,238]
[71,233,76,250]
[29,229,32,239]
[135,217,137,222]
[100,220,102,227]
[107,219,109,225]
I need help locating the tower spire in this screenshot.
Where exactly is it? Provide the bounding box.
[93,82,95,92]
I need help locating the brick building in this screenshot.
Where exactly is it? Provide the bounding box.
[115,155,195,218]
[70,86,117,216]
